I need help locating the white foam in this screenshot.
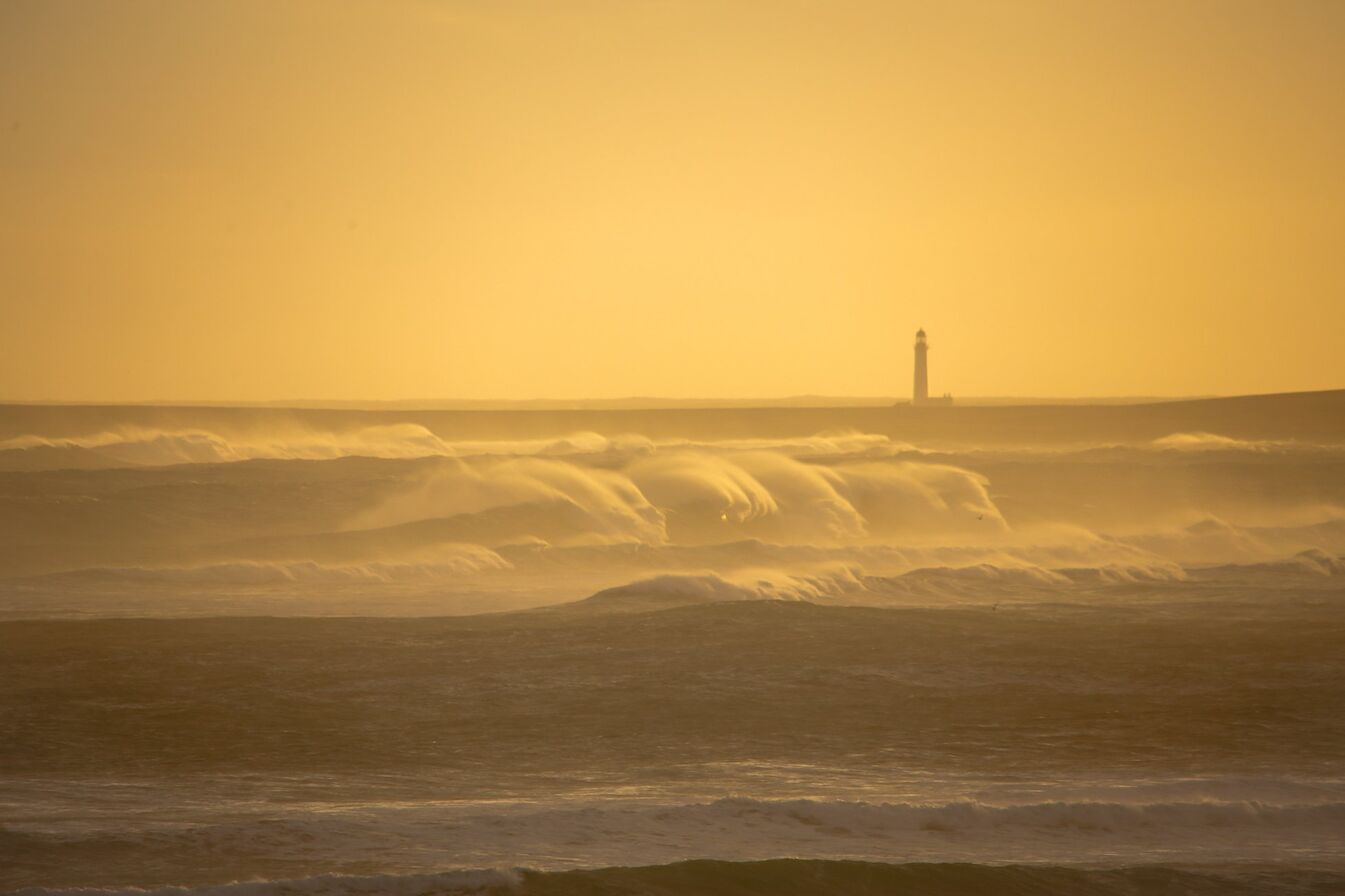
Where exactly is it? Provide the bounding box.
[11,869,518,896]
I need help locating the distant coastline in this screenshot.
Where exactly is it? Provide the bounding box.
[2,390,1343,451]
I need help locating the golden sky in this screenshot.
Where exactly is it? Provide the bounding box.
[3,0,1343,401]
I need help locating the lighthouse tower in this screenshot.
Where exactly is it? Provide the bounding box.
[913,328,929,404]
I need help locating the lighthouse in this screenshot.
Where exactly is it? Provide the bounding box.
[913,329,929,403]
[909,329,953,406]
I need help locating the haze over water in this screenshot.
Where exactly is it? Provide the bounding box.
[1,394,1343,893]
[4,1,1345,894]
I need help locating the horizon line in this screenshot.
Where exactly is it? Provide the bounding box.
[7,389,1345,410]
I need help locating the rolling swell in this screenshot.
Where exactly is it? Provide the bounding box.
[6,798,1343,883]
[10,861,1345,896]
[496,861,1345,896]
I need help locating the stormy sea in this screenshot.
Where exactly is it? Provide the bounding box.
[2,393,1344,895]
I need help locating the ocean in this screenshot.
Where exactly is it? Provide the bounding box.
[2,395,1343,894]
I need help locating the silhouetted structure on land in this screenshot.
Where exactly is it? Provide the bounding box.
[911,329,953,406]
[914,329,929,403]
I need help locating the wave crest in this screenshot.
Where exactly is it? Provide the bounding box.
[8,869,519,896]
[52,548,511,585]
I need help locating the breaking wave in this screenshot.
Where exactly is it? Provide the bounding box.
[5,421,1337,474]
[571,559,1191,610]
[581,565,866,607]
[0,426,923,471]
[43,548,511,585]
[6,869,520,896]
[5,421,1345,610]
[0,424,461,467]
[9,799,1345,894]
[1150,431,1299,452]
[353,453,1003,547]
